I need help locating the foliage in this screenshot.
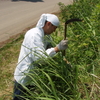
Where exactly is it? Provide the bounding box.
[1,0,100,99]
[0,34,24,100]
[58,0,100,70]
[20,53,77,100]
[21,0,100,99]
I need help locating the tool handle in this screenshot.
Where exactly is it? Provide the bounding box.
[62,18,82,57]
[62,24,67,57]
[62,50,66,57]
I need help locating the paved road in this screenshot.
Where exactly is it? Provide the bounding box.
[0,0,73,47]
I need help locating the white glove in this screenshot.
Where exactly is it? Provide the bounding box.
[57,39,68,50]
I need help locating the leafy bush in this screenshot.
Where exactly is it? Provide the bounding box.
[21,0,100,99]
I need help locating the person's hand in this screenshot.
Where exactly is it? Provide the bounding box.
[57,39,68,51]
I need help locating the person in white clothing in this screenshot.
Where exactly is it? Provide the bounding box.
[13,13,68,100]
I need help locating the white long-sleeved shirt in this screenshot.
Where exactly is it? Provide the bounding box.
[14,27,56,85]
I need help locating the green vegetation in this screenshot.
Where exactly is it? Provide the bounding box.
[0,35,23,100]
[0,0,100,99]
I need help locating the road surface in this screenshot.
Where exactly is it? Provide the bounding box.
[0,0,73,47]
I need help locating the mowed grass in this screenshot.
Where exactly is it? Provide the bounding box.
[0,26,32,100]
[0,36,23,100]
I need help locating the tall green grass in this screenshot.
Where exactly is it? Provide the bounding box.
[20,0,100,99]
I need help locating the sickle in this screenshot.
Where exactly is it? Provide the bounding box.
[63,18,82,57]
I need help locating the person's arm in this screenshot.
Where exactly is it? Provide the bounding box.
[54,47,60,53]
[23,29,68,61]
[24,31,56,61]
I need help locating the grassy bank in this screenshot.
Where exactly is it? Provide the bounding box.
[0,0,100,99]
[0,34,23,99]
